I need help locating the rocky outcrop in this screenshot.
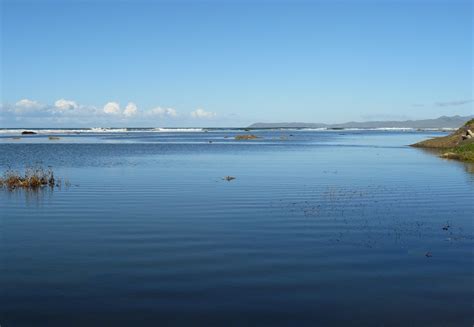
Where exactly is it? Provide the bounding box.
[412,120,474,163]
[462,129,473,140]
[412,119,474,149]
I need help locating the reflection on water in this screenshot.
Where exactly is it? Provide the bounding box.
[1,130,473,327]
[1,184,72,207]
[461,162,474,175]
[416,147,474,176]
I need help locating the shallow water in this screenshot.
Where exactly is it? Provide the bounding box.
[1,130,473,326]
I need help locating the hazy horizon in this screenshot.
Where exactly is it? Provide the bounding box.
[0,113,472,129]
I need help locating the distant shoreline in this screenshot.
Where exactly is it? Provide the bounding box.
[249,115,473,130]
[1,116,472,132]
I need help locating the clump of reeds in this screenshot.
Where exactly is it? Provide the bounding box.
[0,166,60,190]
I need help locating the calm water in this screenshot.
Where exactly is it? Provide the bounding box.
[1,130,473,326]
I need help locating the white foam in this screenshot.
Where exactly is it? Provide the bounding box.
[90,127,127,133]
[0,127,206,134]
[152,128,204,132]
[0,127,455,134]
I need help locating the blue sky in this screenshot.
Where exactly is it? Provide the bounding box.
[1,0,472,127]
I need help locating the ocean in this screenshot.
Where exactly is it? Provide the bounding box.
[1,128,473,326]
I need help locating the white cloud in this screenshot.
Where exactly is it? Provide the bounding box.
[103,102,121,115]
[123,102,138,117]
[54,99,78,111]
[13,99,44,114]
[147,107,178,118]
[15,99,42,109]
[435,99,473,107]
[16,99,41,108]
[3,98,224,125]
[191,108,216,119]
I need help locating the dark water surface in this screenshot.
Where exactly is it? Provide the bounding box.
[1,130,473,326]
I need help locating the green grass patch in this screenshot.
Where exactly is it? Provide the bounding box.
[452,143,474,162]
[441,143,474,162]
[464,119,474,127]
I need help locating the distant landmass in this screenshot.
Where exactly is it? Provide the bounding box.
[248,115,474,129]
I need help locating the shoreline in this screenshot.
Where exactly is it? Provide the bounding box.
[412,119,474,163]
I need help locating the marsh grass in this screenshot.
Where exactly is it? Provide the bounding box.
[0,166,61,190]
[441,143,474,162]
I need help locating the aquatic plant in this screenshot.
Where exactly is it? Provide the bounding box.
[235,134,258,140]
[0,166,60,190]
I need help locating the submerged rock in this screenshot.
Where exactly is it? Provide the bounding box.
[223,176,236,181]
[440,152,460,160]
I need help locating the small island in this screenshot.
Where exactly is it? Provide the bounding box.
[412,119,474,162]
